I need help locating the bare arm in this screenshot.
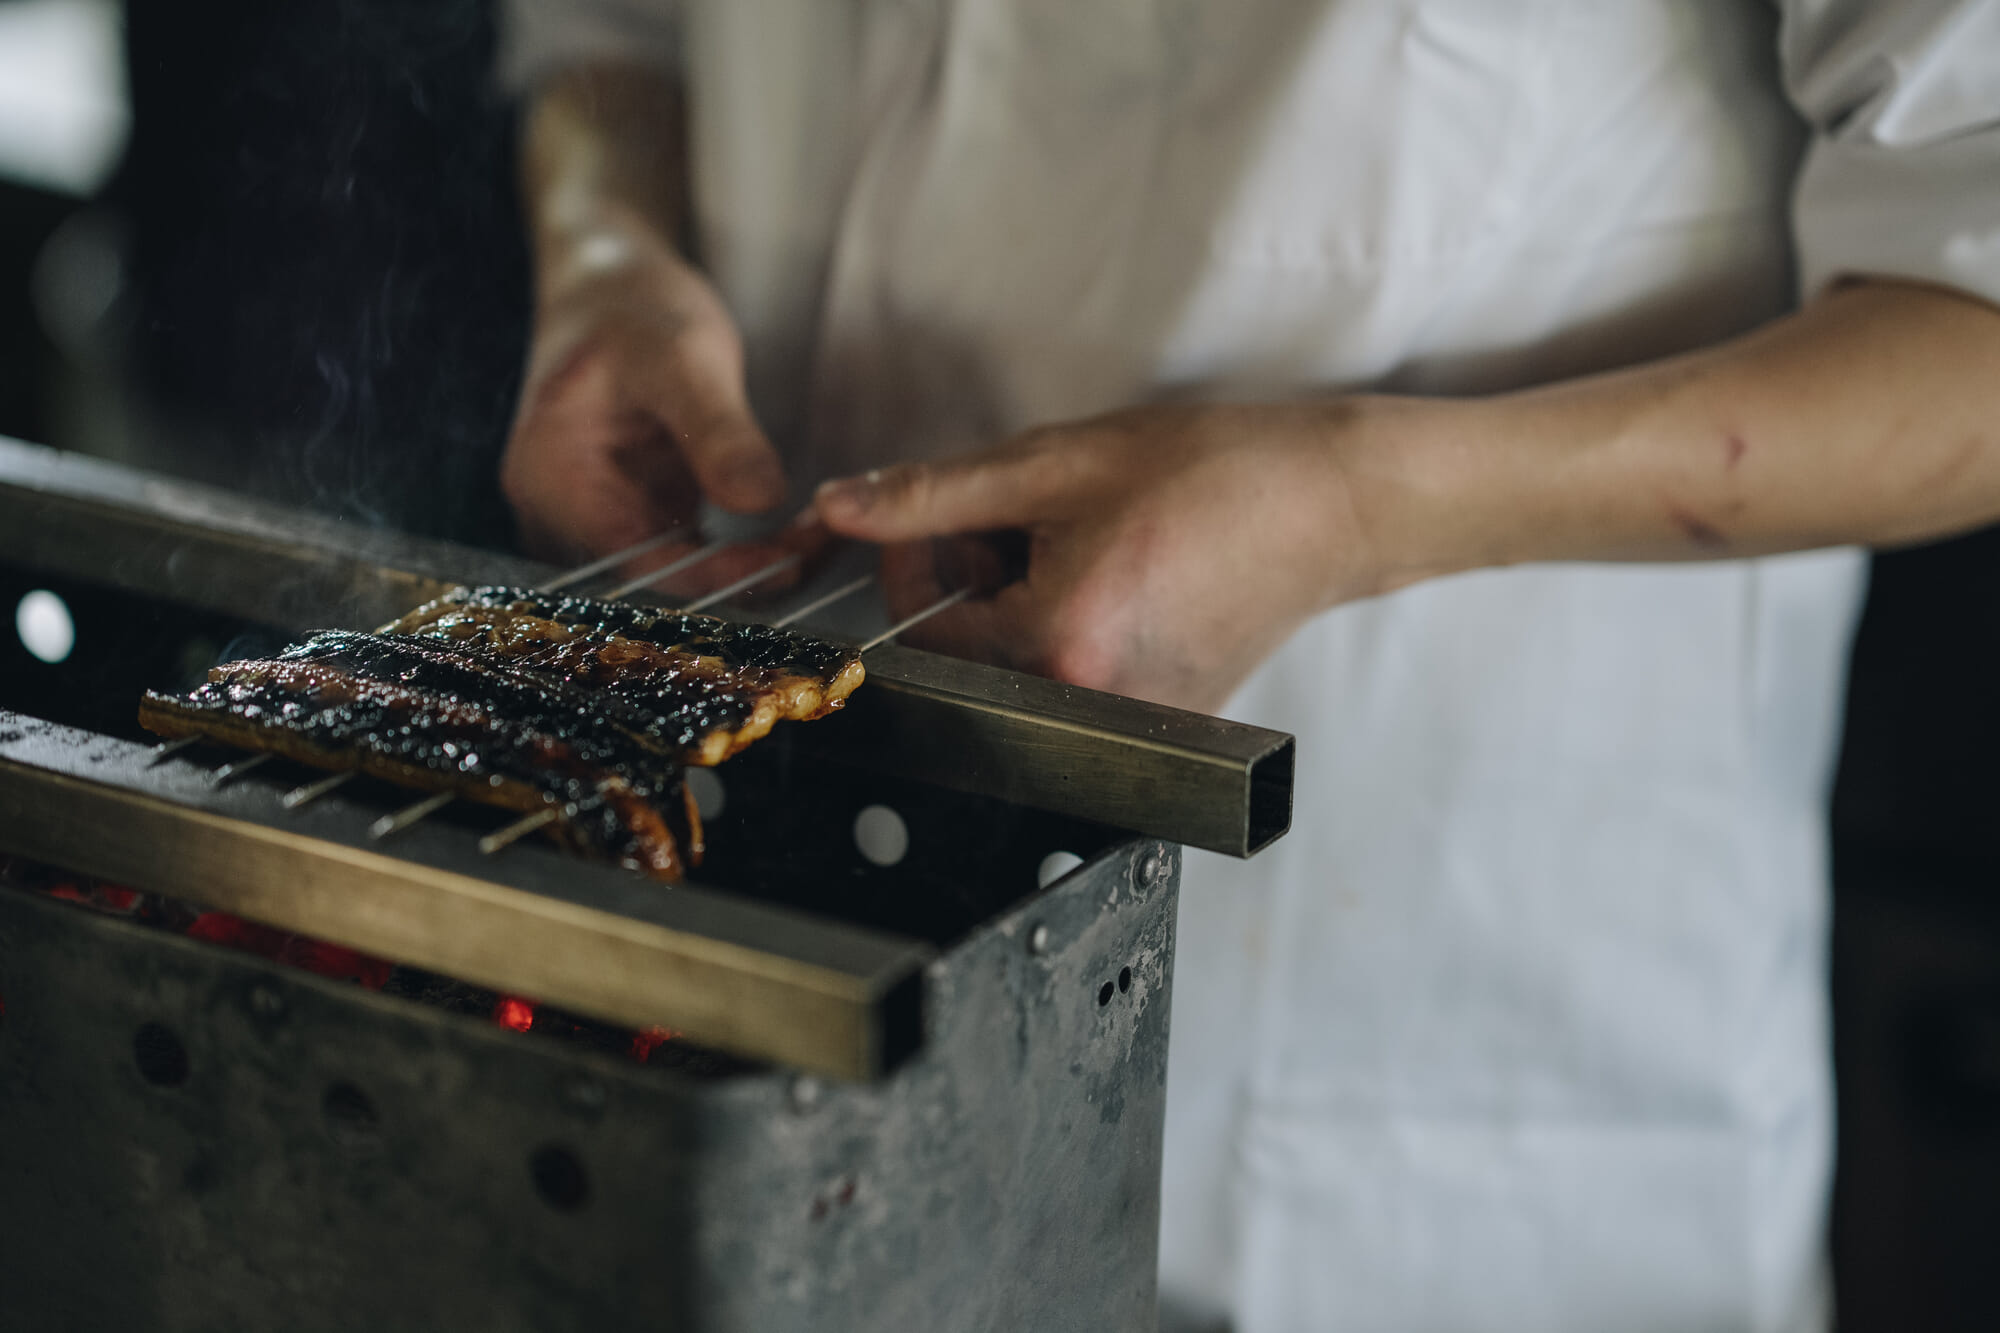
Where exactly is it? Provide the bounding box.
[503,65,788,578]
[520,66,689,303]
[1376,279,2000,586]
[814,279,2000,712]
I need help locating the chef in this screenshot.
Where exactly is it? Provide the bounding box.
[497,2,2000,1328]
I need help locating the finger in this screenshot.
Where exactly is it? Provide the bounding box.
[878,541,1045,671]
[775,509,841,578]
[812,437,1065,542]
[933,531,1029,596]
[503,337,698,561]
[506,417,691,564]
[608,415,702,528]
[627,323,788,515]
[897,583,1045,672]
[879,540,947,617]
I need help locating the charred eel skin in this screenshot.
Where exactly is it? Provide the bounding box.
[137,587,865,880]
[386,586,867,748]
[140,635,701,878]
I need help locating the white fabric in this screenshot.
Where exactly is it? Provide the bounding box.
[503,1,2000,1328]
[1783,0,2000,304]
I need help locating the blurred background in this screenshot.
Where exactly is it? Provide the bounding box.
[0,1,1995,1323]
[0,0,526,543]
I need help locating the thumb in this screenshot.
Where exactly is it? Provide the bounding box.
[813,443,1057,542]
[679,410,787,515]
[630,321,788,514]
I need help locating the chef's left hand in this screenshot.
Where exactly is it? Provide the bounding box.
[813,401,1427,713]
[810,284,2000,713]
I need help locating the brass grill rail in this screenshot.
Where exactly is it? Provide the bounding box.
[0,715,930,1079]
[0,437,1293,857]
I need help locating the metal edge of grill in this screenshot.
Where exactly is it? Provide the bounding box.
[0,435,1295,859]
[0,823,1179,1331]
[0,714,934,1080]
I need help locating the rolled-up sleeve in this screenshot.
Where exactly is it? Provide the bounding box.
[497,0,681,92]
[1781,0,2000,306]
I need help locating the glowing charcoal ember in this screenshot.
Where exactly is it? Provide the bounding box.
[629,1025,679,1062]
[284,939,395,990]
[96,886,140,913]
[5,866,736,1064]
[184,912,395,989]
[44,881,142,915]
[493,996,536,1032]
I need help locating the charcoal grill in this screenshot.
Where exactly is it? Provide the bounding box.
[0,437,1293,1331]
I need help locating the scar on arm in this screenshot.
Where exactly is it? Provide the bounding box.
[1666,503,1729,551]
[1921,433,1984,492]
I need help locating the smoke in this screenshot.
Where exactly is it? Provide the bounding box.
[120,0,530,545]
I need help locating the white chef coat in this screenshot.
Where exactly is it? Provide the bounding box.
[502,2,2000,1328]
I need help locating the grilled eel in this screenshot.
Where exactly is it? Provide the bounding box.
[382,586,866,763]
[138,588,866,880]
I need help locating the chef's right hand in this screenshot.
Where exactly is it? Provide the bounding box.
[500,236,790,578]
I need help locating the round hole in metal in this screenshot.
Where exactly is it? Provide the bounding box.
[685,767,726,820]
[1036,850,1083,888]
[1097,981,1115,1007]
[531,1144,590,1212]
[853,804,909,867]
[322,1081,382,1150]
[1119,966,1132,994]
[15,589,75,664]
[133,1022,188,1087]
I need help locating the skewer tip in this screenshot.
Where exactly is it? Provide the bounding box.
[212,752,274,785]
[146,735,202,766]
[477,805,561,855]
[280,769,358,810]
[369,790,456,840]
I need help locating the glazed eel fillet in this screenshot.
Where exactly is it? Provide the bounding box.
[382,585,867,762]
[138,587,866,880]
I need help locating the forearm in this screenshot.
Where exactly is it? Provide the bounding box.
[521,64,690,304]
[504,63,787,554]
[1365,280,2000,594]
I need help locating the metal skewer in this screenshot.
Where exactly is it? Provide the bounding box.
[147,736,201,766]
[369,790,456,841]
[480,776,623,858]
[600,536,732,602]
[478,805,560,855]
[196,524,881,848]
[681,552,803,613]
[281,769,357,810]
[859,586,972,653]
[212,753,274,785]
[772,573,876,629]
[538,529,686,593]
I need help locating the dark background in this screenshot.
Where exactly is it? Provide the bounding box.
[0,1,1995,1324]
[2,0,528,542]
